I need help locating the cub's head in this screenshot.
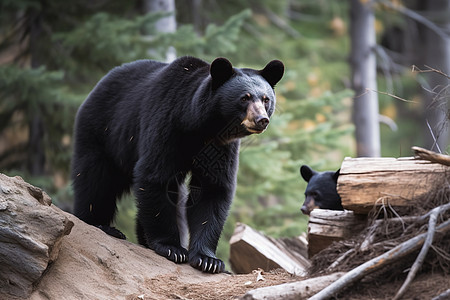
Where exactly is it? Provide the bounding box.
[299,165,343,215]
[210,58,284,140]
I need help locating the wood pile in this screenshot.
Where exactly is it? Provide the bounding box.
[229,223,310,275]
[238,146,450,299]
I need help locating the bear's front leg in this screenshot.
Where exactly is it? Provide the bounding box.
[187,181,233,273]
[135,181,188,264]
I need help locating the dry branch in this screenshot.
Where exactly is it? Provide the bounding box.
[240,272,345,300]
[393,203,450,300]
[412,146,450,166]
[309,217,450,300]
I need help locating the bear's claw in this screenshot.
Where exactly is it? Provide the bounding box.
[190,255,224,274]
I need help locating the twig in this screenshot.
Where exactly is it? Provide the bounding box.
[412,65,450,80]
[327,249,355,271]
[426,120,442,153]
[393,206,441,300]
[412,146,450,166]
[308,218,450,300]
[366,88,416,103]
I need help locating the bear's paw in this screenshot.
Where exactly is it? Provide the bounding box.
[190,254,225,274]
[154,244,188,264]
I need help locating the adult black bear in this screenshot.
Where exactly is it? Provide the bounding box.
[299,165,343,215]
[72,56,284,273]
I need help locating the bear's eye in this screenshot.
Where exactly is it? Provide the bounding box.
[241,93,251,102]
[262,95,269,103]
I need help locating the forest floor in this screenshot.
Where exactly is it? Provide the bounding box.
[26,206,448,300]
[125,270,448,300]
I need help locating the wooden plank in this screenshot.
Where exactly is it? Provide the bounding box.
[229,223,310,275]
[308,209,367,257]
[337,157,450,214]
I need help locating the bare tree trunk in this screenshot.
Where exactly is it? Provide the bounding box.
[350,0,380,157]
[421,1,450,153]
[143,0,177,62]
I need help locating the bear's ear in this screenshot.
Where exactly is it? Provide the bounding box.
[300,165,316,182]
[333,169,340,182]
[260,60,284,88]
[210,57,234,90]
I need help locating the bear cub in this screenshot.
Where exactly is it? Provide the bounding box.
[299,165,343,215]
[71,56,284,273]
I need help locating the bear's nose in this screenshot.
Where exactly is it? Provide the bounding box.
[256,116,269,128]
[301,206,310,215]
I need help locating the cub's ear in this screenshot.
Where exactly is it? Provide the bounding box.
[333,169,340,182]
[260,60,284,88]
[210,57,234,90]
[300,165,316,182]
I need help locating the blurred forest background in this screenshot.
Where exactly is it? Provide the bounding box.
[0,0,449,266]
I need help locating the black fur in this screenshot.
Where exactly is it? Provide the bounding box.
[72,56,284,273]
[299,165,343,215]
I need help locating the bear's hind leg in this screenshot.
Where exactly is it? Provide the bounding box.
[72,154,129,239]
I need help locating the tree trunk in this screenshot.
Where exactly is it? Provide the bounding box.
[143,0,177,62]
[350,0,380,157]
[28,9,46,176]
[421,1,450,153]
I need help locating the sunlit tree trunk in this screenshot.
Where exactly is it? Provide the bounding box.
[350,0,380,157]
[143,0,177,62]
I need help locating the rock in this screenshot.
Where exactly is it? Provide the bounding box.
[0,174,74,299]
[29,207,230,300]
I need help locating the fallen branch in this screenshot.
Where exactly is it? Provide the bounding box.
[240,272,345,300]
[394,203,450,299]
[393,205,441,300]
[308,218,450,300]
[412,146,450,166]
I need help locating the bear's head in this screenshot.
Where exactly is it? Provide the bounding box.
[300,165,343,215]
[209,58,284,142]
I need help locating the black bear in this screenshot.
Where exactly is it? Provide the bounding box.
[299,165,343,215]
[71,56,284,273]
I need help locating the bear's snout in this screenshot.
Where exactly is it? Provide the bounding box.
[241,101,270,133]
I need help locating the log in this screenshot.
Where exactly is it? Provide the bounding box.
[229,223,310,275]
[0,174,74,298]
[307,209,367,257]
[337,157,450,214]
[240,272,345,300]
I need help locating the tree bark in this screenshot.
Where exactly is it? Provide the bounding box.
[350,0,380,157]
[143,0,177,62]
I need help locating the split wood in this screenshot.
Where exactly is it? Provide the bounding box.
[309,203,450,300]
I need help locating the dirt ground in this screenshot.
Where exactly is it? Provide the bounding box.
[123,269,449,300]
[126,269,300,300]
